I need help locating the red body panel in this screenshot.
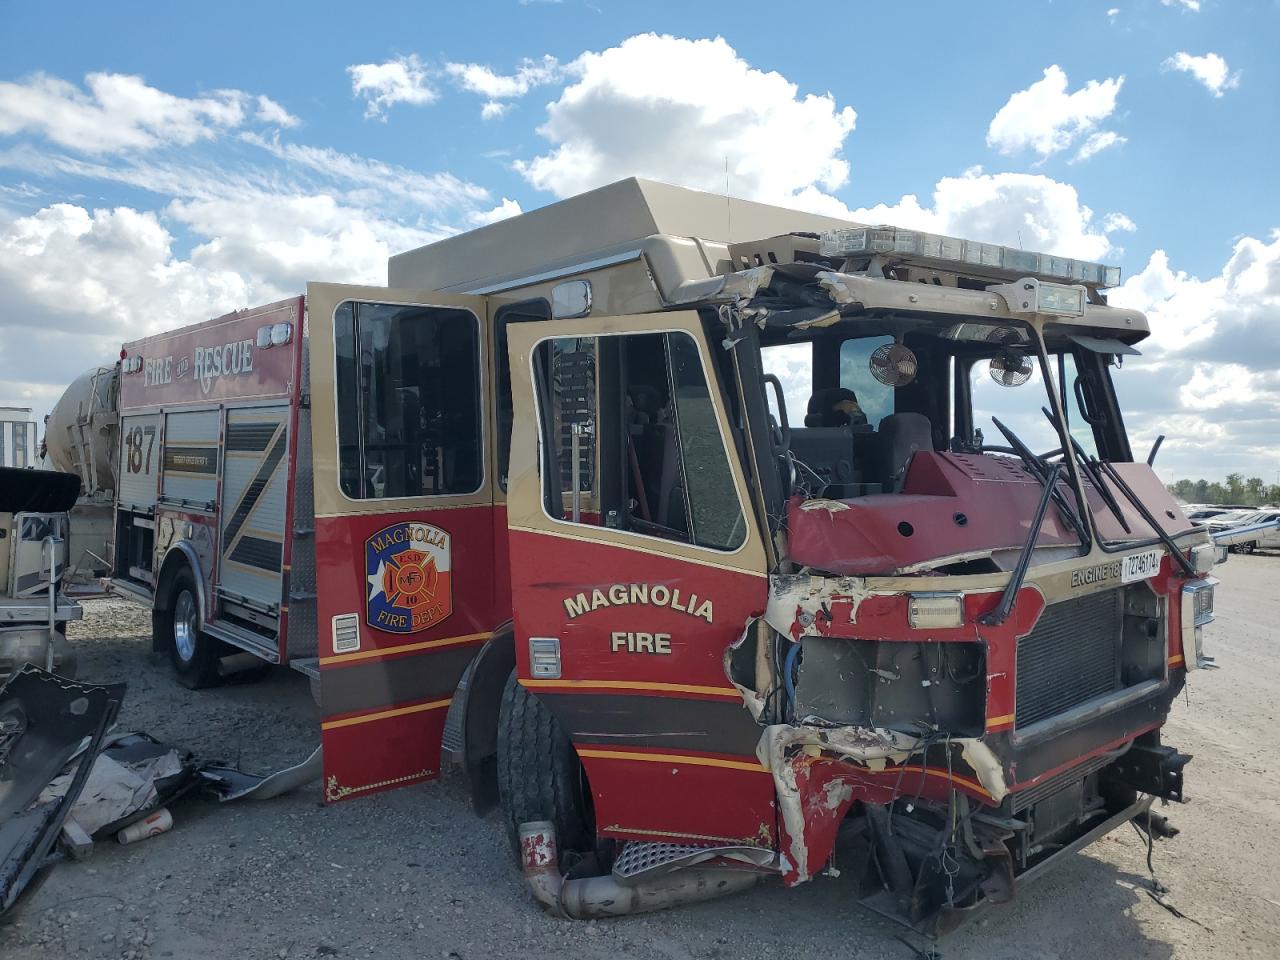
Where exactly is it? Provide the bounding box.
[508,528,776,845]
[316,506,509,801]
[119,299,302,410]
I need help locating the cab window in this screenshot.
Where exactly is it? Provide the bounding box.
[334,301,482,499]
[535,330,747,551]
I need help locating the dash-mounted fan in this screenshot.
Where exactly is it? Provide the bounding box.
[989,349,1034,387]
[869,340,919,387]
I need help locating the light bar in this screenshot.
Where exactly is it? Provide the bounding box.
[820,226,1122,288]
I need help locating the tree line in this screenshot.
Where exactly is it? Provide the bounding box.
[1167,475,1280,507]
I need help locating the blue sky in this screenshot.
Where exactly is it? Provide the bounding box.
[1,0,1278,480]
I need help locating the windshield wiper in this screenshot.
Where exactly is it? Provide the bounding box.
[989,416,1089,547]
[1034,410,1196,577]
[1040,406,1131,535]
[981,462,1064,626]
[1095,459,1198,577]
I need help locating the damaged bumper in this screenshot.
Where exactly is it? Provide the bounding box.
[740,570,1190,934]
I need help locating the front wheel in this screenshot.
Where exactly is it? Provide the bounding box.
[496,671,593,865]
[162,569,222,689]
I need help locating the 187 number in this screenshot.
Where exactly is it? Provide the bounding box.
[124,425,156,475]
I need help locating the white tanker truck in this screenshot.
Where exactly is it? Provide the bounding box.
[41,364,119,586]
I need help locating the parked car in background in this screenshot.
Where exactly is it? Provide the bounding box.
[1209,509,1280,553]
[1185,507,1232,525]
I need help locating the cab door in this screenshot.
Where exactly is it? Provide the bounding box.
[307,282,501,802]
[504,310,778,848]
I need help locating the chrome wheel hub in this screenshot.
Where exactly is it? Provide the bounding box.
[174,589,198,662]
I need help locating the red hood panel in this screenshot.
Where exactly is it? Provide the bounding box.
[787,452,1194,576]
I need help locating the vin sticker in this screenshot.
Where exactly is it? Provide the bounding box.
[1121,549,1162,584]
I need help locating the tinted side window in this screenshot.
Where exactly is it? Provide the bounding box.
[334,301,482,499]
[535,330,746,552]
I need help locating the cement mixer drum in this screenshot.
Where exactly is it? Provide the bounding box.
[43,364,119,496]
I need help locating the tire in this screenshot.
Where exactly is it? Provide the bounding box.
[1239,541,1256,555]
[160,568,222,689]
[496,671,593,863]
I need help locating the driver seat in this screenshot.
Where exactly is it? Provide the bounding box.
[879,413,932,491]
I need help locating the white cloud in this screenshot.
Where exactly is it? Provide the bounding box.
[347,55,437,119]
[444,55,562,119]
[1107,7,1121,21]
[254,95,299,128]
[0,69,511,412]
[0,72,276,154]
[1161,0,1201,10]
[444,55,562,120]
[0,203,256,408]
[987,65,1124,161]
[1106,232,1280,478]
[1163,51,1240,97]
[1102,212,1137,233]
[1072,130,1127,164]
[469,198,523,226]
[850,168,1127,261]
[514,34,857,213]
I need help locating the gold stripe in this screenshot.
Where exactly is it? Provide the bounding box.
[520,678,741,699]
[578,748,768,774]
[315,498,492,519]
[600,824,765,845]
[321,697,451,730]
[505,523,768,578]
[1168,654,1185,667]
[987,713,1015,728]
[319,631,489,666]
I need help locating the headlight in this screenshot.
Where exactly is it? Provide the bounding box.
[908,592,964,629]
[1181,578,1218,670]
[1190,542,1220,574]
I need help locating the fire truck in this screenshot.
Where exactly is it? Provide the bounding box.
[103,178,1218,932]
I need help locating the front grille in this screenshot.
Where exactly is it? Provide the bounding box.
[1008,753,1114,813]
[1015,590,1122,728]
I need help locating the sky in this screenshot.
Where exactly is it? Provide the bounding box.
[0,0,1277,482]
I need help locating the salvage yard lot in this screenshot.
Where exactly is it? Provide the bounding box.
[2,557,1278,960]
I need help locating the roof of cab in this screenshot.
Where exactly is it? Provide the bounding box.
[387,177,864,294]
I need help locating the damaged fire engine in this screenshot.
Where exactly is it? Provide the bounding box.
[97,178,1217,933]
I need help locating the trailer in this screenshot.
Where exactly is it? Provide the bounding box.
[104,177,1221,933]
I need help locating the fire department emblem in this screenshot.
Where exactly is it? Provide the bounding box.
[365,522,452,635]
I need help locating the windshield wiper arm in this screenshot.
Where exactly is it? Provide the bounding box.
[981,462,1064,626]
[1094,459,1198,578]
[989,416,1088,546]
[1040,406,1131,535]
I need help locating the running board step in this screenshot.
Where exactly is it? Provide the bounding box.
[288,657,319,680]
[611,842,775,885]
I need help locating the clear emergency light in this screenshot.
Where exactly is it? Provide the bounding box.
[820,226,1122,288]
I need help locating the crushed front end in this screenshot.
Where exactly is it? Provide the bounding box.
[751,558,1199,934]
[714,226,1216,934]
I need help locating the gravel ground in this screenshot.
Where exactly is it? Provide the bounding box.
[2,555,1277,960]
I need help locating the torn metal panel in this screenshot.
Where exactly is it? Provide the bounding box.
[0,667,122,918]
[662,265,773,307]
[201,744,322,801]
[755,721,1010,887]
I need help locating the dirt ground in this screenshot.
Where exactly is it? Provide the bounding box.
[2,554,1277,960]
